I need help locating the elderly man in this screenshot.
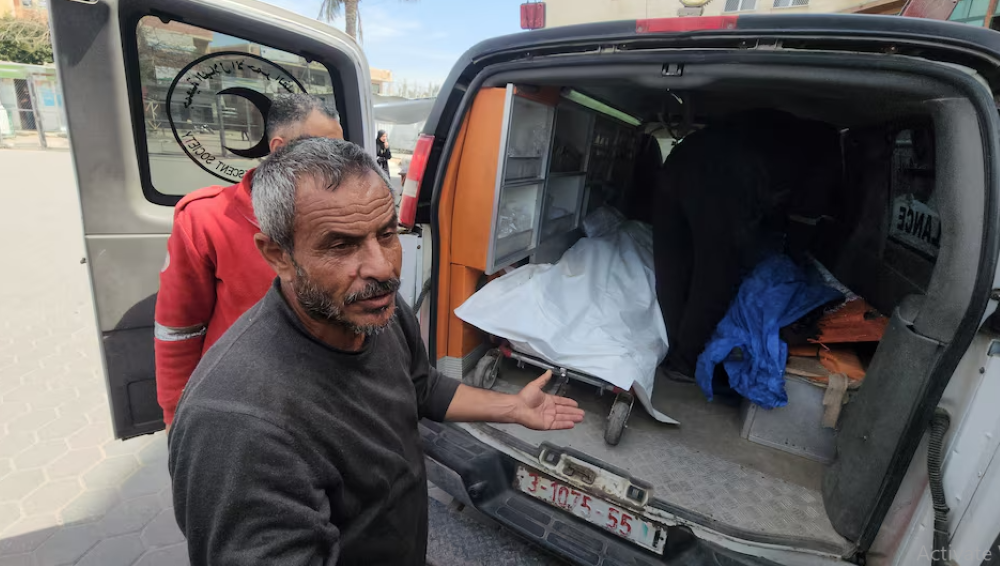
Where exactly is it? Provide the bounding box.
[168,138,584,566]
[154,93,343,426]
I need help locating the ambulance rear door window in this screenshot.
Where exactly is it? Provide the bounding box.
[888,128,940,259]
[134,17,339,199]
[880,126,938,292]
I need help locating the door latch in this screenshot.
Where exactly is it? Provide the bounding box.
[662,63,684,77]
[562,460,597,485]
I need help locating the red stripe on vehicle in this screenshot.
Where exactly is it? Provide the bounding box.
[636,16,738,33]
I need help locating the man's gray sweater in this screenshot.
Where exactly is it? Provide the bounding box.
[168,279,460,565]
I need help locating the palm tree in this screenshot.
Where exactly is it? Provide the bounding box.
[318,0,361,40]
[318,0,415,42]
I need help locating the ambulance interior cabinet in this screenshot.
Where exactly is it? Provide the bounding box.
[541,104,593,239]
[487,86,597,274]
[487,86,555,273]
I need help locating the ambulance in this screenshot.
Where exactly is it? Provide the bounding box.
[51,1,1000,563]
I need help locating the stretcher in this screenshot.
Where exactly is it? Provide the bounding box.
[467,341,635,446]
[455,220,679,446]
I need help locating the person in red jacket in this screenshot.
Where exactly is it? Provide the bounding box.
[155,93,343,426]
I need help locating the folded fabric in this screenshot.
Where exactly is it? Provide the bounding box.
[696,254,843,409]
[814,297,889,344]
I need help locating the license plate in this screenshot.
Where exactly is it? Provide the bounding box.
[515,466,666,554]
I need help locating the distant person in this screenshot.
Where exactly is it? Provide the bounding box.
[168,138,585,565]
[376,129,391,176]
[154,93,343,427]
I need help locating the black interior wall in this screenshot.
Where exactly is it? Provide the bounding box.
[823,95,989,546]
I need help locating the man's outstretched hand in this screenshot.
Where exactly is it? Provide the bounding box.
[445,370,585,429]
[514,371,586,431]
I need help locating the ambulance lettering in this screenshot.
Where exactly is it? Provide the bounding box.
[889,195,941,257]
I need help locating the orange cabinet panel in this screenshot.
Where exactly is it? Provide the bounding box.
[446,264,485,359]
[450,88,508,270]
[436,85,563,360]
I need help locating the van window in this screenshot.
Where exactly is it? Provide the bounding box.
[888,129,938,257]
[134,17,339,198]
[883,127,938,290]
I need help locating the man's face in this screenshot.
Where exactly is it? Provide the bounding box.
[288,170,402,335]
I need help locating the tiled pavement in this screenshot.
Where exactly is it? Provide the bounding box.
[0,150,560,566]
[0,150,186,566]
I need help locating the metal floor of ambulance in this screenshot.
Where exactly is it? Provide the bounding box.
[475,360,852,556]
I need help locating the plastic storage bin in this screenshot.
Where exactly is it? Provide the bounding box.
[740,374,837,464]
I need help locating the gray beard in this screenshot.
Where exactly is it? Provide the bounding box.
[292,263,400,336]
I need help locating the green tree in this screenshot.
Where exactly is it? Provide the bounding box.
[0,15,53,65]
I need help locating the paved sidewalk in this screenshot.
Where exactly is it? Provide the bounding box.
[0,150,185,566]
[0,133,70,151]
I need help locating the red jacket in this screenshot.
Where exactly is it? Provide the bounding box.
[154,170,275,424]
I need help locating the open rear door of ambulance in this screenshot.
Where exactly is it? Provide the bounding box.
[49,0,373,439]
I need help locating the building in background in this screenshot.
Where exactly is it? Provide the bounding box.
[522,0,1000,31]
[947,0,1000,27]
[0,61,64,148]
[0,0,58,147]
[370,67,393,95]
[0,0,48,20]
[521,0,909,29]
[4,16,399,149]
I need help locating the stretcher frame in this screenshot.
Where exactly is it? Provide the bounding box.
[467,340,636,445]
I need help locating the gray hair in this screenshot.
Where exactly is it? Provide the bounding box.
[266,93,340,141]
[252,137,390,251]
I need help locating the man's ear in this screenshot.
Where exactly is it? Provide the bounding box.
[254,233,295,282]
[268,136,286,153]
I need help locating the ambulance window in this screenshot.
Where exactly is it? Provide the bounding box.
[133,17,339,199]
[885,127,937,289]
[888,129,938,256]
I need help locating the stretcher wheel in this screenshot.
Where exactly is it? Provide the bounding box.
[468,349,502,390]
[604,398,631,446]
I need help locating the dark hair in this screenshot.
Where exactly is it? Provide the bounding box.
[265,94,340,141]
[376,130,387,149]
[252,138,389,252]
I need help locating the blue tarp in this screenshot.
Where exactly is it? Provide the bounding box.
[696,255,843,409]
